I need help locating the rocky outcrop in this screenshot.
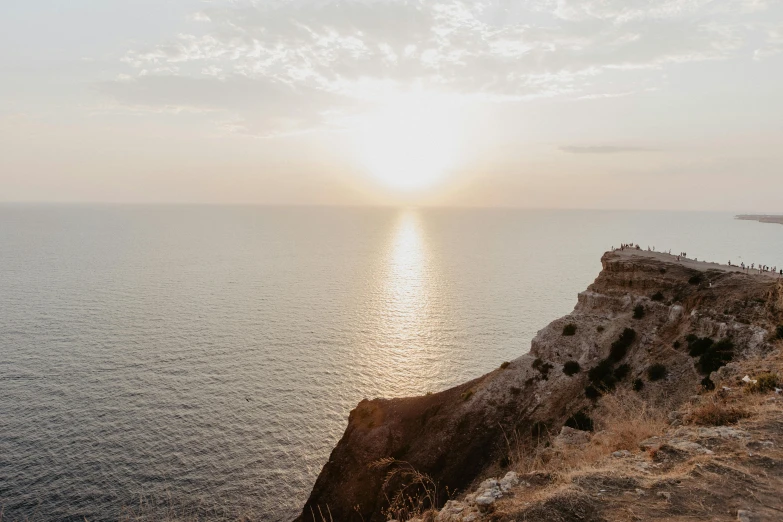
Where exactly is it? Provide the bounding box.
[296,251,783,522]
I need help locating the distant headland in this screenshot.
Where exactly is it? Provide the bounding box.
[736,214,783,225]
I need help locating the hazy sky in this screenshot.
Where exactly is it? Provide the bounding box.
[2,0,782,210]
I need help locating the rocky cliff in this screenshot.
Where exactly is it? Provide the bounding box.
[296,250,783,522]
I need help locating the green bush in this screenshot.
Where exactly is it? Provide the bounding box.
[533,358,554,379]
[610,328,636,361]
[651,292,664,302]
[633,304,645,319]
[562,324,577,336]
[647,363,667,381]
[632,378,644,391]
[500,361,511,369]
[563,361,581,376]
[687,336,714,357]
[588,359,617,390]
[698,339,734,375]
[585,385,601,400]
[613,364,631,381]
[688,274,704,285]
[565,410,594,432]
[596,325,605,333]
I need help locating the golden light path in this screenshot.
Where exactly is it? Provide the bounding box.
[385,211,429,337]
[372,210,439,394]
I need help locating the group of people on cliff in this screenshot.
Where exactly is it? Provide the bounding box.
[613,245,782,277]
[735,262,781,276]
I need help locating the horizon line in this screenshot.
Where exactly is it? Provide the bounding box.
[0,201,781,215]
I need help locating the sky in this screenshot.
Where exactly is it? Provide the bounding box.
[1,0,782,210]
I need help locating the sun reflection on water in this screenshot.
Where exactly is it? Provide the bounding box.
[385,211,430,342]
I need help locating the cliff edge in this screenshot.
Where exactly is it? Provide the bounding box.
[297,250,783,522]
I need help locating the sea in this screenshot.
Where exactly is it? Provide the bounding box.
[1,206,781,521]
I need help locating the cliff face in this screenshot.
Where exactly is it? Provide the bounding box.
[296,251,783,522]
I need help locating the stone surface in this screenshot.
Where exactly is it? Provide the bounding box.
[554,426,592,447]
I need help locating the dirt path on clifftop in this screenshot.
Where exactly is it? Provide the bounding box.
[613,249,782,279]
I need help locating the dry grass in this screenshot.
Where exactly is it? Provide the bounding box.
[369,458,442,522]
[686,396,750,426]
[746,372,780,394]
[491,350,783,522]
[511,389,668,480]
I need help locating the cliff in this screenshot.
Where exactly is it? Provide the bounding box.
[296,250,783,522]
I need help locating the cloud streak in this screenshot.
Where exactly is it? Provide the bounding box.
[560,145,660,154]
[101,0,780,136]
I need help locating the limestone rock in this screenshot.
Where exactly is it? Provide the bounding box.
[554,426,592,447]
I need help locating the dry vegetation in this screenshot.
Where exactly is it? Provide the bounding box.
[369,458,442,522]
[488,347,783,522]
[509,390,669,478]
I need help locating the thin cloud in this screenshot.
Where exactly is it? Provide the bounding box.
[101,0,780,136]
[560,145,661,154]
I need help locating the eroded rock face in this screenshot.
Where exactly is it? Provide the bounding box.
[295,252,782,522]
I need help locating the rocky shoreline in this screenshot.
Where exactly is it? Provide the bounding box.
[296,251,783,522]
[736,214,783,225]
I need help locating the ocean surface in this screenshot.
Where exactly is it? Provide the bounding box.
[1,206,782,521]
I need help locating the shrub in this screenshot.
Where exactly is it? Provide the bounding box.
[563,361,581,376]
[689,399,749,426]
[698,339,734,374]
[746,373,780,393]
[688,274,704,285]
[659,268,667,274]
[632,379,644,392]
[596,325,605,333]
[777,325,783,339]
[562,324,577,336]
[609,328,636,361]
[531,421,549,439]
[613,364,631,381]
[647,364,667,381]
[500,361,511,370]
[565,410,594,432]
[651,292,664,302]
[687,336,714,357]
[461,389,474,401]
[633,305,645,319]
[588,359,617,390]
[585,385,601,400]
[673,340,681,349]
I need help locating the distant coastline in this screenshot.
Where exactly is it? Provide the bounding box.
[736,214,783,225]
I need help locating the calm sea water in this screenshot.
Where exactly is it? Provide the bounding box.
[1,206,781,521]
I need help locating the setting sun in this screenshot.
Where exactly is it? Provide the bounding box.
[354,94,460,191]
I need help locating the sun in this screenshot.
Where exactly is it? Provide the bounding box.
[354,93,460,191]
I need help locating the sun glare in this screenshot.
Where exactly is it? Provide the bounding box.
[354,93,459,191]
